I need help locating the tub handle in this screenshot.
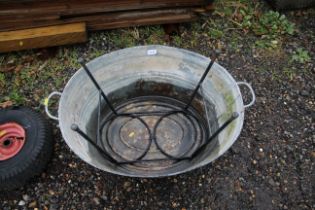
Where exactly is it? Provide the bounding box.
[237,82,256,108]
[44,91,62,121]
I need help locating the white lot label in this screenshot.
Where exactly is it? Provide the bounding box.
[147,49,157,55]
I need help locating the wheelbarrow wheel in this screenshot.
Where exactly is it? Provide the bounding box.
[0,107,53,190]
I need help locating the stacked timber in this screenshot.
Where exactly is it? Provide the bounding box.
[0,0,213,52]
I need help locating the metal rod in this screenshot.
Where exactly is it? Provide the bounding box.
[184,54,217,110]
[118,157,191,164]
[78,58,118,115]
[120,110,182,117]
[71,124,118,163]
[190,112,239,159]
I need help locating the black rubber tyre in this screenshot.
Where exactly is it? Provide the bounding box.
[0,107,53,190]
[267,0,315,10]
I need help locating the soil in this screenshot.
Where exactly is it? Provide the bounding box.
[0,2,314,210]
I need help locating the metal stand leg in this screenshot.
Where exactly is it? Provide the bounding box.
[71,124,118,163]
[191,112,239,158]
[78,58,118,115]
[184,53,217,110]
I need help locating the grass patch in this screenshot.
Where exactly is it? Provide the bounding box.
[109,30,136,48]
[58,47,80,68]
[140,26,165,45]
[0,48,77,105]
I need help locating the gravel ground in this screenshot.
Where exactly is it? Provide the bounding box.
[0,1,314,209]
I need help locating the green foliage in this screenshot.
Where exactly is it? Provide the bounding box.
[255,39,279,49]
[191,22,203,32]
[110,31,135,48]
[239,6,255,30]
[218,1,295,36]
[61,47,80,68]
[142,26,165,45]
[9,88,24,104]
[89,49,105,59]
[214,0,295,49]
[208,28,224,39]
[173,36,183,46]
[140,26,164,37]
[253,11,294,36]
[247,11,294,49]
[291,48,311,63]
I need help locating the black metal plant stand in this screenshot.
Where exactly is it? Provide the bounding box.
[71,55,239,165]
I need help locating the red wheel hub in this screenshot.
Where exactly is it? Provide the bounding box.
[0,123,26,161]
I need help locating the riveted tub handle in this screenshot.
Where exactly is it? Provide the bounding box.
[237,82,256,108]
[44,91,62,121]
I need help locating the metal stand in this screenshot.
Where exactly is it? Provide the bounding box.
[72,55,239,164]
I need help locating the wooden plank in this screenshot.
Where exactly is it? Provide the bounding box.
[89,13,196,31]
[60,0,207,16]
[0,14,60,24]
[0,0,207,16]
[0,23,87,53]
[0,8,199,32]
[83,9,197,30]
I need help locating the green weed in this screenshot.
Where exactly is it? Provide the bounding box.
[9,88,24,104]
[283,67,295,80]
[214,0,295,49]
[61,47,80,68]
[173,36,183,46]
[89,49,105,59]
[291,48,311,63]
[110,31,135,48]
[253,11,294,36]
[255,39,280,49]
[139,26,164,45]
[191,22,203,33]
[141,26,164,37]
[208,28,224,39]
